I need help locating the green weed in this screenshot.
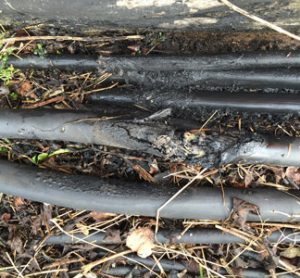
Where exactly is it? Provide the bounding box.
[0,46,17,84]
[33,43,47,56]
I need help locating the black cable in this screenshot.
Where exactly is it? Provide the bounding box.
[45,229,300,245]
[1,109,300,167]
[8,52,300,72]
[6,53,300,89]
[0,160,299,222]
[88,88,300,114]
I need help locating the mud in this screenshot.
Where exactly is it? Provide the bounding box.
[1,0,300,33]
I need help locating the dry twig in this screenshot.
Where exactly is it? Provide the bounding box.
[220,0,300,41]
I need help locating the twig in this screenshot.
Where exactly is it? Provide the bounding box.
[83,82,118,95]
[155,168,207,235]
[24,269,69,277]
[81,250,133,274]
[5,252,24,278]
[219,0,300,42]
[215,225,260,247]
[278,259,300,276]
[0,35,144,45]
[22,96,64,109]
[198,110,218,133]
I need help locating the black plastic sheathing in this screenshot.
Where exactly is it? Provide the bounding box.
[45,228,299,245]
[221,135,300,166]
[1,109,300,167]
[111,255,187,273]
[103,267,296,278]
[8,55,99,71]
[6,53,300,89]
[0,160,299,222]
[92,252,297,277]
[109,70,300,89]
[0,109,172,156]
[88,89,300,114]
[8,52,300,71]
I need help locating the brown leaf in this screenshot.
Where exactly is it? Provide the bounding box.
[285,167,300,185]
[244,172,254,188]
[14,197,25,210]
[269,166,285,184]
[89,211,116,221]
[8,235,24,254]
[231,198,260,230]
[16,81,36,99]
[126,227,155,258]
[41,203,52,227]
[31,216,42,235]
[1,213,11,222]
[132,164,155,183]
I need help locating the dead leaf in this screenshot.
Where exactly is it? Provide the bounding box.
[133,164,155,183]
[126,227,155,258]
[14,197,25,210]
[244,172,254,188]
[41,203,52,227]
[8,235,24,254]
[76,223,89,236]
[280,247,300,259]
[231,198,260,230]
[269,166,284,184]
[1,213,11,222]
[31,216,42,235]
[16,81,36,99]
[285,167,300,185]
[89,211,116,221]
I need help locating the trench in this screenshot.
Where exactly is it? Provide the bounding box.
[1,5,300,277]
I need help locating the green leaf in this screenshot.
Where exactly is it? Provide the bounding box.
[9,91,18,101]
[49,148,70,157]
[0,146,8,153]
[31,152,49,164]
[31,148,70,164]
